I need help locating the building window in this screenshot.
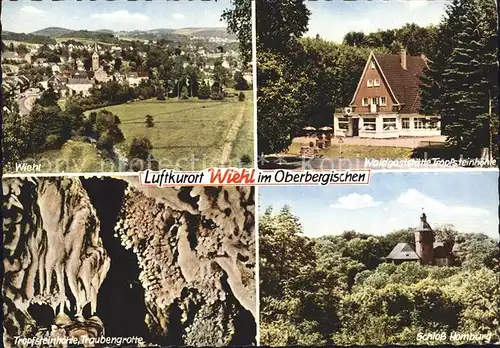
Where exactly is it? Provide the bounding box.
[414,118,425,129]
[374,79,380,87]
[371,61,375,69]
[367,79,373,87]
[371,97,378,105]
[379,96,387,105]
[383,118,397,131]
[362,97,369,106]
[363,117,376,131]
[402,118,410,129]
[338,117,349,130]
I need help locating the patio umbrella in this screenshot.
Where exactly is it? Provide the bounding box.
[303,126,316,131]
[319,126,333,131]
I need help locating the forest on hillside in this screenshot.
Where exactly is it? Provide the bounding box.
[259,206,500,346]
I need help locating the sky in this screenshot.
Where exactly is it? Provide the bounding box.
[2,0,232,33]
[259,171,499,239]
[305,0,448,43]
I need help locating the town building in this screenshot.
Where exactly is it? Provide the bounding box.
[66,78,94,97]
[48,75,69,95]
[126,71,149,87]
[334,49,441,138]
[386,213,455,266]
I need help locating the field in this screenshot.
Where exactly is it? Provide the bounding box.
[34,141,116,173]
[88,90,253,170]
[31,91,253,172]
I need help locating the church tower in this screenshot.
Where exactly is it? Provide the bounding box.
[92,39,99,71]
[414,212,435,265]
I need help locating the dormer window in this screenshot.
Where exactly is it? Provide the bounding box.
[371,61,375,69]
[374,79,380,87]
[367,79,373,87]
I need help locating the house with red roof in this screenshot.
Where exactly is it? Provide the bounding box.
[334,49,441,138]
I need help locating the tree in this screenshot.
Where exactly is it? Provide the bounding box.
[439,0,493,156]
[37,87,59,107]
[145,114,154,128]
[15,44,29,55]
[343,31,366,47]
[198,81,211,100]
[212,60,229,94]
[420,0,497,157]
[128,137,153,160]
[27,105,64,150]
[234,71,249,90]
[2,109,30,167]
[127,136,157,171]
[114,57,122,72]
[256,0,310,52]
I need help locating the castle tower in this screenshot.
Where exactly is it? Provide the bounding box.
[92,39,99,71]
[414,212,434,265]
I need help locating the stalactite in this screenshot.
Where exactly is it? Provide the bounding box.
[2,178,109,347]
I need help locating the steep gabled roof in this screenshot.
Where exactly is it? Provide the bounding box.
[373,53,426,114]
[386,243,420,260]
[349,51,401,107]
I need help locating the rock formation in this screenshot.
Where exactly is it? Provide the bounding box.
[2,178,109,348]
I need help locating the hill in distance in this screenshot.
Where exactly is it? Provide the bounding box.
[25,27,236,42]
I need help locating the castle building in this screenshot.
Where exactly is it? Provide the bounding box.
[386,213,455,266]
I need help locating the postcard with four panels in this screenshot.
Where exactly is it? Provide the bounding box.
[1,0,498,347]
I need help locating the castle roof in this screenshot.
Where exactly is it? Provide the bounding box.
[386,243,420,260]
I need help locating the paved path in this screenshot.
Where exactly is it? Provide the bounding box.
[219,102,247,167]
[293,135,447,148]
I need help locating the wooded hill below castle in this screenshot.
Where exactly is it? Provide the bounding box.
[259,206,499,346]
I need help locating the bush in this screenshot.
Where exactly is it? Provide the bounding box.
[106,124,125,144]
[210,91,224,100]
[44,134,62,150]
[198,84,211,99]
[128,137,153,161]
[97,133,114,151]
[89,111,97,124]
[157,93,166,101]
[145,115,154,128]
[181,86,189,99]
[238,92,246,101]
[114,115,121,124]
